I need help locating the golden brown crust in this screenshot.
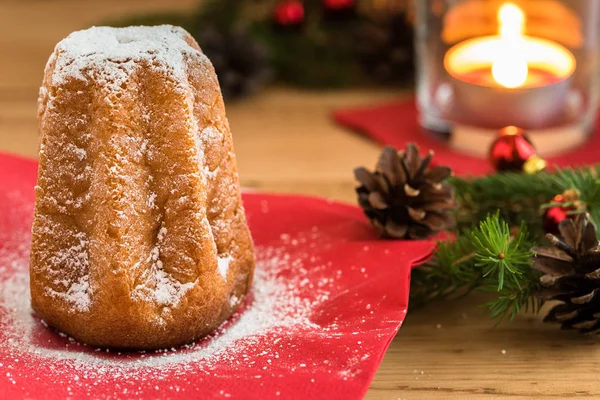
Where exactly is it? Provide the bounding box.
[30,26,255,349]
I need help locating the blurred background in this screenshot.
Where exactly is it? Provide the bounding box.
[0,0,417,202]
[3,0,598,197]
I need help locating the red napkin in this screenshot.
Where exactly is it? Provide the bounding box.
[334,100,600,176]
[0,152,435,400]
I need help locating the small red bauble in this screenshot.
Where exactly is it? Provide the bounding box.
[489,126,546,173]
[323,0,355,10]
[274,1,305,27]
[543,195,570,235]
[543,190,581,234]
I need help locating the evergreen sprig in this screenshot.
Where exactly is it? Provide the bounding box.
[472,215,531,291]
[552,166,600,229]
[412,164,600,323]
[475,220,542,323]
[451,165,600,236]
[450,171,560,233]
[410,233,478,309]
[483,272,542,323]
[411,213,538,322]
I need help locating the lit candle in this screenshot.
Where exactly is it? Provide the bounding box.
[443,3,576,129]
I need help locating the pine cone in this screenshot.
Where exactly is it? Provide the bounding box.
[196,28,270,100]
[355,14,414,84]
[354,144,455,239]
[532,213,600,333]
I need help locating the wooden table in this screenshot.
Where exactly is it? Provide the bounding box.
[2,1,598,399]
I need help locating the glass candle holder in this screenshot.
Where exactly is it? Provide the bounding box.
[415,0,600,156]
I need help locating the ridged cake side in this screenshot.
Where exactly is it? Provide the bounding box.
[31,26,255,349]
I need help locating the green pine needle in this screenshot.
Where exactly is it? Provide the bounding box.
[411,213,540,323]
[410,234,478,309]
[471,214,532,291]
[551,166,600,237]
[452,164,600,238]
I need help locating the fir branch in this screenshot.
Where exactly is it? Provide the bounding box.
[471,214,531,291]
[483,278,542,323]
[552,165,600,206]
[450,171,560,233]
[411,214,540,322]
[452,165,600,236]
[475,220,542,323]
[412,166,600,323]
[410,234,478,308]
[550,166,600,235]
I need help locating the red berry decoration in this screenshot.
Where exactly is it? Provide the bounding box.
[489,126,546,174]
[274,1,305,28]
[543,194,570,235]
[543,190,583,235]
[323,0,355,10]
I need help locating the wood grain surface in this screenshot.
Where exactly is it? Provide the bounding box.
[1,1,598,399]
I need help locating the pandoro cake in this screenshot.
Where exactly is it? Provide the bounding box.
[30,25,255,350]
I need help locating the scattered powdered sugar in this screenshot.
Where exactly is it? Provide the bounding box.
[146,192,157,208]
[0,189,378,397]
[131,225,195,308]
[152,269,196,308]
[217,255,232,279]
[0,242,334,388]
[44,231,91,312]
[61,275,91,312]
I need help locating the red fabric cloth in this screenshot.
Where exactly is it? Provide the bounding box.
[334,99,600,176]
[0,152,435,400]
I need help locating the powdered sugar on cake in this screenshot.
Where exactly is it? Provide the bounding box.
[48,25,208,90]
[58,275,91,312]
[217,255,232,279]
[131,225,196,308]
[43,231,91,312]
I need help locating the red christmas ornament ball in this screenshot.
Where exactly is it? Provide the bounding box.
[274,1,305,27]
[323,0,355,10]
[544,204,569,235]
[489,126,543,173]
[543,191,580,234]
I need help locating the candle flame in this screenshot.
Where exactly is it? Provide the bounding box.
[498,3,524,38]
[491,3,528,89]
